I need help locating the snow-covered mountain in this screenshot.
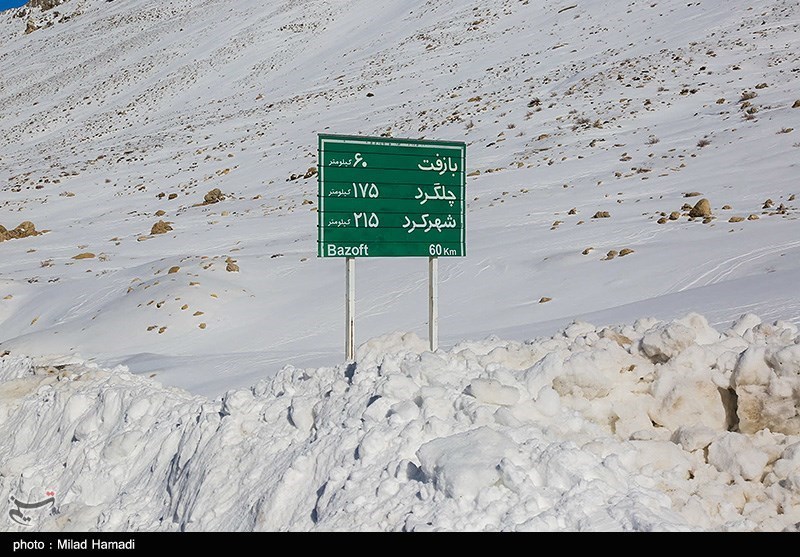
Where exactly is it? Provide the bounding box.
[1,0,799,532]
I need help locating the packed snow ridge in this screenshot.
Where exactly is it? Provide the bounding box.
[2,312,799,532]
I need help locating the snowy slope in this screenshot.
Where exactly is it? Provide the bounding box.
[1,0,800,532]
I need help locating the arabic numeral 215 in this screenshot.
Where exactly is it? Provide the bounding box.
[354,212,379,227]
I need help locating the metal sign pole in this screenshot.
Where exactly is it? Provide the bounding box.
[429,256,438,351]
[345,257,355,361]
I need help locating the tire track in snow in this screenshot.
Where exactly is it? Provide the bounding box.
[665,239,800,294]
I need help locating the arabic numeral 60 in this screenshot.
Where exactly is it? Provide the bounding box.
[429,243,443,256]
[354,212,379,228]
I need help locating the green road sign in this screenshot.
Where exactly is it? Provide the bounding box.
[318,134,466,257]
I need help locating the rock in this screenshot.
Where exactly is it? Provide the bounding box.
[793,100,800,109]
[619,248,634,256]
[0,221,42,242]
[225,257,239,272]
[683,192,702,197]
[28,0,66,10]
[539,297,552,303]
[151,220,173,235]
[747,214,759,220]
[689,198,711,218]
[168,266,180,274]
[763,199,774,209]
[203,188,225,204]
[581,247,593,255]
[669,211,681,220]
[604,250,618,260]
[72,252,95,260]
[592,211,610,219]
[25,19,38,34]
[15,221,35,237]
[729,216,744,223]
[154,210,166,217]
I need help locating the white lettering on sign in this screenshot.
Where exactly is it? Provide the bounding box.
[329,187,352,197]
[329,153,367,168]
[354,212,380,228]
[417,154,459,175]
[402,214,458,233]
[353,182,379,198]
[429,244,458,256]
[326,244,370,256]
[327,217,352,228]
[329,158,352,167]
[414,183,456,206]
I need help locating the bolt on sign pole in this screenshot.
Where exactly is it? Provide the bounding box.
[317,134,466,361]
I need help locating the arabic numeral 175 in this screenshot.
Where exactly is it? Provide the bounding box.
[354,212,379,227]
[353,182,379,198]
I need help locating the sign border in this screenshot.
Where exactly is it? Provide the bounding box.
[317,134,466,258]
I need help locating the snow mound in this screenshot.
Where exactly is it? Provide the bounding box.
[2,312,800,532]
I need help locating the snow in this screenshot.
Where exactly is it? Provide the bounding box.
[2,313,800,531]
[1,0,799,532]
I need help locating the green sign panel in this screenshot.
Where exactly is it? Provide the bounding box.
[317,134,466,257]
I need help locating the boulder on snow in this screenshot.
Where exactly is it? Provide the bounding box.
[203,188,225,205]
[689,198,712,218]
[150,220,173,235]
[0,221,42,242]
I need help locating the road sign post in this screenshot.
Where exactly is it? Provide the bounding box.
[346,257,355,361]
[429,256,438,351]
[317,134,466,359]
